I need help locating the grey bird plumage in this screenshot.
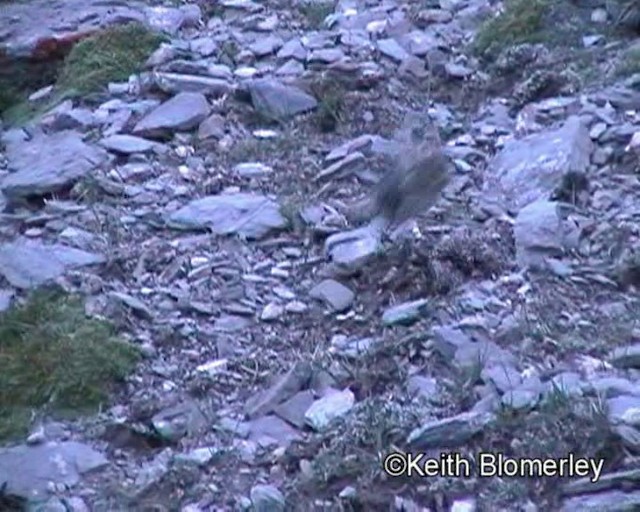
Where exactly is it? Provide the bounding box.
[371,111,452,228]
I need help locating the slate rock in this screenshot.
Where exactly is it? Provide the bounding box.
[0,441,108,501]
[99,134,160,154]
[133,92,210,138]
[1,130,108,201]
[166,192,287,240]
[0,238,105,289]
[246,78,317,121]
[485,116,592,211]
[309,279,355,312]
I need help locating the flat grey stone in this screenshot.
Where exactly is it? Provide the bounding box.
[246,78,317,121]
[305,388,355,431]
[559,490,640,512]
[133,92,210,138]
[407,411,494,450]
[0,441,108,501]
[0,238,105,289]
[1,130,108,201]
[166,192,287,240]
[152,72,233,97]
[609,344,640,369]
[514,200,568,269]
[309,279,355,312]
[244,362,312,419]
[484,116,592,211]
[607,395,640,426]
[382,298,429,326]
[250,484,285,512]
[377,38,410,62]
[99,134,159,154]
[247,415,301,447]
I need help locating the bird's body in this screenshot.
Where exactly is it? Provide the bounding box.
[374,150,451,226]
[371,112,452,227]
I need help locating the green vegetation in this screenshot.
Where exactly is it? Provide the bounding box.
[0,287,140,442]
[226,134,298,165]
[0,60,59,125]
[0,86,23,121]
[279,195,306,234]
[292,397,423,493]
[1,22,163,126]
[473,0,550,58]
[298,1,335,29]
[616,44,640,77]
[218,39,240,66]
[57,22,164,96]
[480,391,617,509]
[309,77,346,133]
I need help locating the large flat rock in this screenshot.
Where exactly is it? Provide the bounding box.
[1,130,108,201]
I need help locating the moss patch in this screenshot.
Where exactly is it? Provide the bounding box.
[0,287,140,442]
[57,22,164,96]
[473,0,550,58]
[1,22,164,126]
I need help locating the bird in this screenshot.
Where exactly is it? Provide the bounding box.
[370,111,452,229]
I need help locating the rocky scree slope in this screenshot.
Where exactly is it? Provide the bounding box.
[1,0,640,511]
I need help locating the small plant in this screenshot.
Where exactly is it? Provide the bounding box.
[226,135,298,165]
[2,22,163,126]
[473,0,550,59]
[0,287,140,442]
[616,45,640,77]
[304,397,421,487]
[440,359,484,412]
[57,22,164,96]
[480,391,618,509]
[0,59,61,124]
[219,40,240,65]
[279,196,305,233]
[309,77,346,132]
[298,1,335,29]
[0,84,22,115]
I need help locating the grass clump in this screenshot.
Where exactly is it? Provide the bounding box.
[226,135,298,165]
[616,44,640,77]
[0,61,60,125]
[218,39,240,66]
[479,391,618,509]
[309,77,346,133]
[473,0,550,59]
[1,22,163,126]
[290,397,421,493]
[0,287,140,442]
[298,1,335,29]
[56,22,164,96]
[0,85,22,116]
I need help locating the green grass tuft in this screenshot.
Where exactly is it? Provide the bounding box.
[1,22,164,126]
[473,0,550,59]
[616,44,640,77]
[0,287,140,442]
[56,22,165,96]
[298,1,335,29]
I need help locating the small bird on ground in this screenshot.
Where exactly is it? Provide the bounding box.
[370,111,453,230]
